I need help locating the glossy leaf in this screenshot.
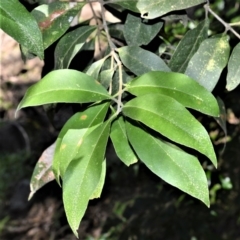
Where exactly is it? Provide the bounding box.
[185,35,230,92]
[63,120,111,237]
[100,69,115,89]
[126,71,219,117]
[122,94,217,166]
[124,13,163,46]
[136,0,205,19]
[17,69,111,111]
[53,102,110,182]
[54,25,96,69]
[32,2,84,49]
[29,143,56,200]
[118,46,170,76]
[85,58,107,79]
[226,42,240,91]
[126,120,209,206]
[110,116,138,166]
[169,20,208,73]
[0,0,44,59]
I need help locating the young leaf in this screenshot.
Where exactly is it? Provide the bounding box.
[185,35,230,92]
[0,0,44,59]
[29,143,56,200]
[53,102,110,182]
[54,25,96,69]
[169,19,208,73]
[136,0,206,19]
[226,42,240,91]
[123,13,163,46]
[126,120,210,207]
[126,71,219,117]
[118,46,170,76]
[110,116,138,166]
[31,2,84,49]
[63,120,111,237]
[17,69,111,111]
[122,93,217,167]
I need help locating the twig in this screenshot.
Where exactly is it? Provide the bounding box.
[204,4,240,39]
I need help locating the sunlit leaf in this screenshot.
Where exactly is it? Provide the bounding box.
[63,120,111,237]
[169,19,208,73]
[29,143,56,200]
[226,42,240,91]
[123,93,217,166]
[126,71,219,117]
[17,69,111,111]
[54,25,96,69]
[110,116,138,166]
[32,2,84,49]
[124,13,163,46]
[126,120,210,207]
[118,46,170,76]
[185,35,230,92]
[0,0,44,59]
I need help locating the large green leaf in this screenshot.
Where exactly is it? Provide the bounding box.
[63,120,111,237]
[32,2,84,49]
[169,20,208,73]
[126,71,219,117]
[123,13,163,46]
[126,120,209,206]
[0,0,44,59]
[226,42,240,91]
[118,46,170,76]
[110,116,138,166]
[52,102,109,182]
[54,25,96,69]
[136,0,206,19]
[185,35,230,92]
[122,94,217,166]
[17,70,111,111]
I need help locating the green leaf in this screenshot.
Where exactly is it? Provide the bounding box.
[99,69,115,89]
[136,0,206,19]
[118,46,170,76]
[63,120,111,237]
[126,71,219,117]
[226,42,240,91]
[110,116,138,166]
[17,69,111,111]
[185,35,230,92]
[169,20,208,73]
[32,2,84,49]
[123,13,163,46]
[109,0,139,13]
[29,143,56,200]
[122,94,217,166]
[54,25,96,69]
[0,0,44,59]
[85,58,107,79]
[126,120,209,207]
[52,102,109,182]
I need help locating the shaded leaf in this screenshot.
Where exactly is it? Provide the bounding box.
[100,69,115,89]
[126,71,219,117]
[0,0,44,59]
[110,116,138,166]
[17,69,111,111]
[226,42,240,91]
[126,120,209,207]
[185,35,230,92]
[124,13,163,46]
[118,46,170,76]
[29,143,56,200]
[136,0,205,19]
[54,25,96,69]
[32,2,84,49]
[52,102,109,182]
[169,19,208,73]
[85,58,107,79]
[109,0,139,13]
[122,93,217,166]
[63,120,111,237]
